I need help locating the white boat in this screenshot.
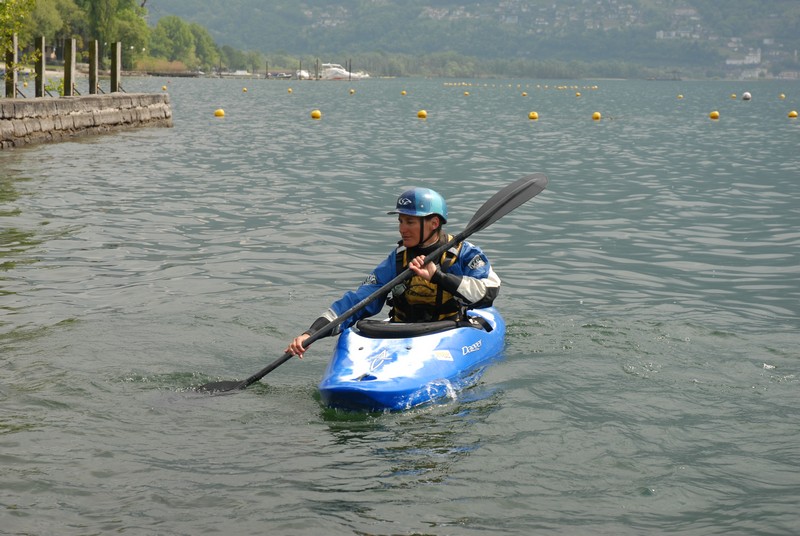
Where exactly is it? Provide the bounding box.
[296,69,310,80]
[319,63,369,80]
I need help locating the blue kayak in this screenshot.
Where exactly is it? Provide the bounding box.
[318,307,506,411]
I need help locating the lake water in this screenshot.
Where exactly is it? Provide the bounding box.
[1,76,799,535]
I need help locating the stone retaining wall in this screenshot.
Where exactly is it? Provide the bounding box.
[0,93,172,149]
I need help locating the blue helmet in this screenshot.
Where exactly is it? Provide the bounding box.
[388,187,448,223]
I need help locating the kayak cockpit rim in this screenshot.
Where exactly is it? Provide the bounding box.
[354,313,493,339]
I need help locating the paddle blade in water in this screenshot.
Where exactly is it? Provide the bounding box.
[196,380,246,393]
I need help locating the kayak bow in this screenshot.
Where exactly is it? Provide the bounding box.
[319,307,506,411]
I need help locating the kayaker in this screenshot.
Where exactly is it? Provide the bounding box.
[286,187,501,358]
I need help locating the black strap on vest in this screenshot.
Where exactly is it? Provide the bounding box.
[389,235,464,322]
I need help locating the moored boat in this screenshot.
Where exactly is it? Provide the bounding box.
[319,62,370,80]
[319,307,505,411]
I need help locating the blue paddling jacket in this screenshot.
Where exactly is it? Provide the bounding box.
[304,234,501,337]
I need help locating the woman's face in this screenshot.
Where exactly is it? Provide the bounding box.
[397,214,439,247]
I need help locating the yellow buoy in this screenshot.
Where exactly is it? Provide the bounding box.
[576,92,581,98]
[677,94,684,99]
[730,94,736,99]
[779,93,786,100]
[592,111,601,121]
[214,109,225,118]
[417,109,427,119]
[310,109,322,120]
[162,85,167,91]
[709,110,720,120]
[349,88,355,95]
[528,111,539,120]
[464,91,469,96]
[789,110,798,118]
[23,81,28,88]
[242,87,247,93]
[287,88,293,94]
[401,90,407,96]
[522,92,527,97]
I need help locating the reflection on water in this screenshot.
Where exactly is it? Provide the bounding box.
[322,395,498,488]
[1,175,41,334]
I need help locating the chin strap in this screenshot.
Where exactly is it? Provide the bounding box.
[417,218,440,247]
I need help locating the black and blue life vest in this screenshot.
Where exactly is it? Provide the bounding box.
[389,234,464,323]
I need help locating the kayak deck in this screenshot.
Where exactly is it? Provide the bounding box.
[318,307,505,411]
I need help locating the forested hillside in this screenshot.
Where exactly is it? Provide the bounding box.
[147,0,800,76]
[6,0,798,78]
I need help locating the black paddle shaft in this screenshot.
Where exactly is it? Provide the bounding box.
[197,173,548,393]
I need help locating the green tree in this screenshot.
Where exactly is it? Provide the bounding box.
[115,4,150,69]
[70,0,146,64]
[189,23,219,71]
[21,0,68,43]
[1,0,35,63]
[149,15,196,67]
[75,0,117,50]
[219,45,248,71]
[245,50,264,74]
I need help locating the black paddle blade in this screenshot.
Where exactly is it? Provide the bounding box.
[195,353,295,395]
[467,173,548,234]
[195,379,246,394]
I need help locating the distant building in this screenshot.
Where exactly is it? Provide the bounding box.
[726,48,761,66]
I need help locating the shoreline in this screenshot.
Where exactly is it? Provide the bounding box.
[1,92,172,149]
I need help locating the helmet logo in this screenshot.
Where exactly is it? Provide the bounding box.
[397,197,413,206]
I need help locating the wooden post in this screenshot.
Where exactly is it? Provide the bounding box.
[110,42,122,92]
[89,40,99,94]
[63,38,76,96]
[35,36,46,97]
[5,33,18,98]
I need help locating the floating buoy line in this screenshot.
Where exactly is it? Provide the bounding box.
[208,84,794,122]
